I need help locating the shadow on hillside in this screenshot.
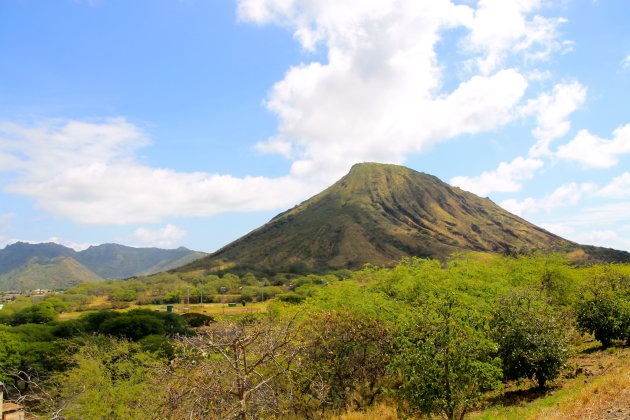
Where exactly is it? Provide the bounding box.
[487,385,557,408]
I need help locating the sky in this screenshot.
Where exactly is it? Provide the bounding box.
[1,0,629,253]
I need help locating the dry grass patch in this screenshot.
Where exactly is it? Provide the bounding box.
[329,403,401,420]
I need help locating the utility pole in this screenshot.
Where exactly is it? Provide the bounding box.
[187,287,190,312]
[200,281,203,305]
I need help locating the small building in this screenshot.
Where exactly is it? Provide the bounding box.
[2,403,25,420]
[1,387,25,420]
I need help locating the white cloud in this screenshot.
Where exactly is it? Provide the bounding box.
[556,124,630,168]
[127,224,188,248]
[538,222,575,237]
[238,0,565,181]
[450,156,543,196]
[1,2,576,226]
[622,55,630,69]
[0,118,148,181]
[522,82,587,157]
[500,182,596,216]
[597,172,630,198]
[537,223,630,252]
[462,0,569,74]
[0,120,321,225]
[573,228,630,252]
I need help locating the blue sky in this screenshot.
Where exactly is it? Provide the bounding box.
[1,0,629,253]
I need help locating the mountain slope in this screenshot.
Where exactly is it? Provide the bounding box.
[0,242,207,290]
[0,242,76,276]
[75,244,206,279]
[182,163,576,272]
[0,256,104,291]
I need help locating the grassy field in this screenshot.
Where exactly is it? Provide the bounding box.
[58,299,270,320]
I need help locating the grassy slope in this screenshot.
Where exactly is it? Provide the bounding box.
[76,244,206,279]
[0,256,104,290]
[471,344,630,420]
[185,163,572,272]
[329,343,629,420]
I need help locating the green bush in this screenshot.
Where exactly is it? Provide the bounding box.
[181,312,215,327]
[491,293,572,388]
[278,293,306,304]
[100,315,165,341]
[576,293,629,347]
[11,302,58,325]
[394,296,501,420]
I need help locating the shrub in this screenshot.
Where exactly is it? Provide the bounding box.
[576,293,629,347]
[394,296,501,420]
[278,293,306,304]
[491,293,572,388]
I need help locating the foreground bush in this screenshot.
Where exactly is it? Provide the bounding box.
[393,296,502,420]
[491,292,572,388]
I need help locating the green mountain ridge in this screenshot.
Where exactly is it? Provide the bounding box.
[182,162,629,273]
[0,256,104,291]
[0,242,207,291]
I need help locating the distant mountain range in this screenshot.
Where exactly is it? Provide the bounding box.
[181,162,630,273]
[0,242,206,291]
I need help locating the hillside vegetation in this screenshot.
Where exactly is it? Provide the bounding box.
[0,242,206,290]
[0,253,628,419]
[183,163,628,274]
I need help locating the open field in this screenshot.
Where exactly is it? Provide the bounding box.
[58,299,270,320]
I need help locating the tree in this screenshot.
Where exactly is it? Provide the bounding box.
[576,292,629,347]
[47,337,162,420]
[0,330,23,382]
[11,302,58,325]
[159,313,302,419]
[300,310,393,410]
[491,292,572,388]
[575,267,629,347]
[393,296,501,420]
[99,315,165,341]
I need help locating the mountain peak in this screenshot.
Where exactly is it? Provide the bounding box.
[182,164,576,273]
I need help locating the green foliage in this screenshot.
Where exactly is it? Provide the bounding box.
[79,309,188,341]
[278,293,306,304]
[576,294,629,347]
[300,310,394,410]
[393,295,501,420]
[181,312,215,327]
[47,338,162,420]
[491,292,572,388]
[11,301,58,325]
[41,296,69,313]
[108,287,138,302]
[99,315,165,341]
[0,330,23,381]
[574,265,630,348]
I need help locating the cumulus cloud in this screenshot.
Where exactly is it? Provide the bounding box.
[523,82,587,157]
[500,182,596,216]
[450,156,543,196]
[462,0,570,74]
[556,124,630,168]
[541,222,630,252]
[0,118,148,180]
[623,55,630,69]
[0,119,320,225]
[238,0,565,181]
[127,224,188,248]
[1,1,574,226]
[597,172,630,198]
